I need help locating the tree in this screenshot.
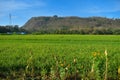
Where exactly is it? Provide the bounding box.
[13,25,19,32]
[53,15,58,18]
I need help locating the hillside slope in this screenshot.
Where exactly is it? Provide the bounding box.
[22,16,120,32]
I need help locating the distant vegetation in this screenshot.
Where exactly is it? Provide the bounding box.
[0,25,25,34]
[1,16,120,34]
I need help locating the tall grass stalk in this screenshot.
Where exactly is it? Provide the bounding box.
[104,50,108,80]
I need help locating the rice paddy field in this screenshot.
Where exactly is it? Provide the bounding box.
[0,35,120,80]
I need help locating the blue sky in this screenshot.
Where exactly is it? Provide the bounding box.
[0,0,120,26]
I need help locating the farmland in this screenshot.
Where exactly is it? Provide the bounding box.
[0,35,120,79]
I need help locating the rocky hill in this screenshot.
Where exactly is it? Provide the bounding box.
[22,16,120,34]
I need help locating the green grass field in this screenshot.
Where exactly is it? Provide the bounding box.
[0,35,120,79]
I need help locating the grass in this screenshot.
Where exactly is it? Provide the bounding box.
[0,35,120,79]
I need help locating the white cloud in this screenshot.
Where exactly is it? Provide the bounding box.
[0,0,46,18]
[0,0,45,12]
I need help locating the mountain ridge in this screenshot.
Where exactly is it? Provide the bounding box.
[22,16,120,33]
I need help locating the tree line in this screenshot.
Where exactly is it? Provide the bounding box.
[0,25,26,34]
[31,27,120,35]
[0,25,120,35]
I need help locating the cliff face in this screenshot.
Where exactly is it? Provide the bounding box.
[22,16,120,32]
